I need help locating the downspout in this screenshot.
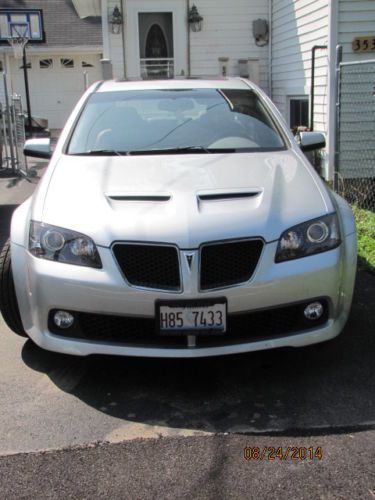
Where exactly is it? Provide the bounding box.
[187,0,191,77]
[268,0,272,98]
[310,45,327,131]
[120,0,127,78]
[327,0,339,181]
[333,45,342,191]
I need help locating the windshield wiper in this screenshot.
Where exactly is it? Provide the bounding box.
[69,146,237,156]
[69,149,129,156]
[126,146,235,155]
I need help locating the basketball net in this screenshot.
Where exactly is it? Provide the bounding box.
[8,37,28,60]
[7,24,30,60]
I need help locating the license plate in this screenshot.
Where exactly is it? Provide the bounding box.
[157,299,227,335]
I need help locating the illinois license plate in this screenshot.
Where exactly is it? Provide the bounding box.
[157,299,227,335]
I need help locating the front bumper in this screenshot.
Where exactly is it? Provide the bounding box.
[11,235,357,357]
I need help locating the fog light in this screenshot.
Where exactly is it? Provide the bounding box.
[54,310,74,329]
[304,302,324,320]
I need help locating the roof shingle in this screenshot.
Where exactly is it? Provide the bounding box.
[1,0,102,47]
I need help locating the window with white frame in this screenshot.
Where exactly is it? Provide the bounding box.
[289,97,309,131]
[39,58,53,69]
[61,58,74,68]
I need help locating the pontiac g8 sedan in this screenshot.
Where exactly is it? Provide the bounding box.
[0,78,357,357]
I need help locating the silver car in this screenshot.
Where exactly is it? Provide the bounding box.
[0,78,357,358]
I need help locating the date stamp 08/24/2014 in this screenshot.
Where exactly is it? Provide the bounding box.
[244,447,323,461]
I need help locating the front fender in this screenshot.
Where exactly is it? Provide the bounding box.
[11,197,32,247]
[329,190,356,237]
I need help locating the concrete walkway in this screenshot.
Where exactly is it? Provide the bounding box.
[0,161,47,206]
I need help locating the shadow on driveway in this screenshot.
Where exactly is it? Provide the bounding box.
[0,205,18,248]
[20,270,375,436]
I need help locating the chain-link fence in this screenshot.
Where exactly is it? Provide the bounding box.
[335,59,375,211]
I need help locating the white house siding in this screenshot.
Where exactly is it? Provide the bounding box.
[271,0,329,134]
[338,0,375,61]
[189,0,270,92]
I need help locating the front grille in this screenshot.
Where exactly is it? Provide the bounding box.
[200,239,263,290]
[48,300,329,348]
[113,243,180,291]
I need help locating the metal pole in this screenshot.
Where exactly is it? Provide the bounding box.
[3,73,16,172]
[187,0,191,77]
[1,104,10,169]
[10,100,20,169]
[22,45,32,134]
[333,45,343,192]
[120,0,127,78]
[83,71,89,90]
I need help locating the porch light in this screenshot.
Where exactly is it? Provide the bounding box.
[110,6,123,34]
[188,4,203,32]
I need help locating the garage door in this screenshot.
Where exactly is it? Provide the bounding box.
[10,53,102,129]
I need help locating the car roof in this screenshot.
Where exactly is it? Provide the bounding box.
[97,77,253,93]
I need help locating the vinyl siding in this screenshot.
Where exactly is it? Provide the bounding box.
[271,0,329,134]
[338,0,375,62]
[189,0,270,92]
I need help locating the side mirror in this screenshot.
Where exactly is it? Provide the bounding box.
[299,132,326,152]
[24,138,52,159]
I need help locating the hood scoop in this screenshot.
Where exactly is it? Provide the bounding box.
[197,188,262,202]
[106,192,171,202]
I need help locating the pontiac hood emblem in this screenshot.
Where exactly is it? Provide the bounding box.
[185,253,194,269]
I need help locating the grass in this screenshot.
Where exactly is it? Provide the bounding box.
[352,205,375,273]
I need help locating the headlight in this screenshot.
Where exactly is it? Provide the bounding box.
[275,213,341,263]
[29,222,102,268]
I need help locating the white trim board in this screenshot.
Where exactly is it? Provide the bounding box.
[124,0,187,79]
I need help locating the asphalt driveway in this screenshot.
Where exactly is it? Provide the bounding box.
[0,183,374,498]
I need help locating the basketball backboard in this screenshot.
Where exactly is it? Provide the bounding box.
[0,9,45,43]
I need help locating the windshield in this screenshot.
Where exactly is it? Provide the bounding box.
[67,88,286,155]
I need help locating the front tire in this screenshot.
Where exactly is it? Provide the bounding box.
[0,239,27,337]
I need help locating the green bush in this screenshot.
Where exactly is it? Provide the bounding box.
[352,206,375,272]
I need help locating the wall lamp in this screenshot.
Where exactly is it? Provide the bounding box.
[188,4,203,32]
[110,6,123,34]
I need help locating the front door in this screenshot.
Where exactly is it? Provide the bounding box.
[125,0,187,79]
[139,12,173,79]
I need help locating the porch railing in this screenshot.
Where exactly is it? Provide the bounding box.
[140,58,174,79]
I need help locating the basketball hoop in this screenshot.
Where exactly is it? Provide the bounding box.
[7,37,29,60]
[7,23,30,60]
[0,12,44,136]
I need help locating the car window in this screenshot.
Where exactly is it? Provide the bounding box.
[67,88,286,154]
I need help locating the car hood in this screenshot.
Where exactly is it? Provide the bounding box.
[41,151,331,248]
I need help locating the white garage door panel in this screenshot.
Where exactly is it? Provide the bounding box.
[10,54,102,129]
